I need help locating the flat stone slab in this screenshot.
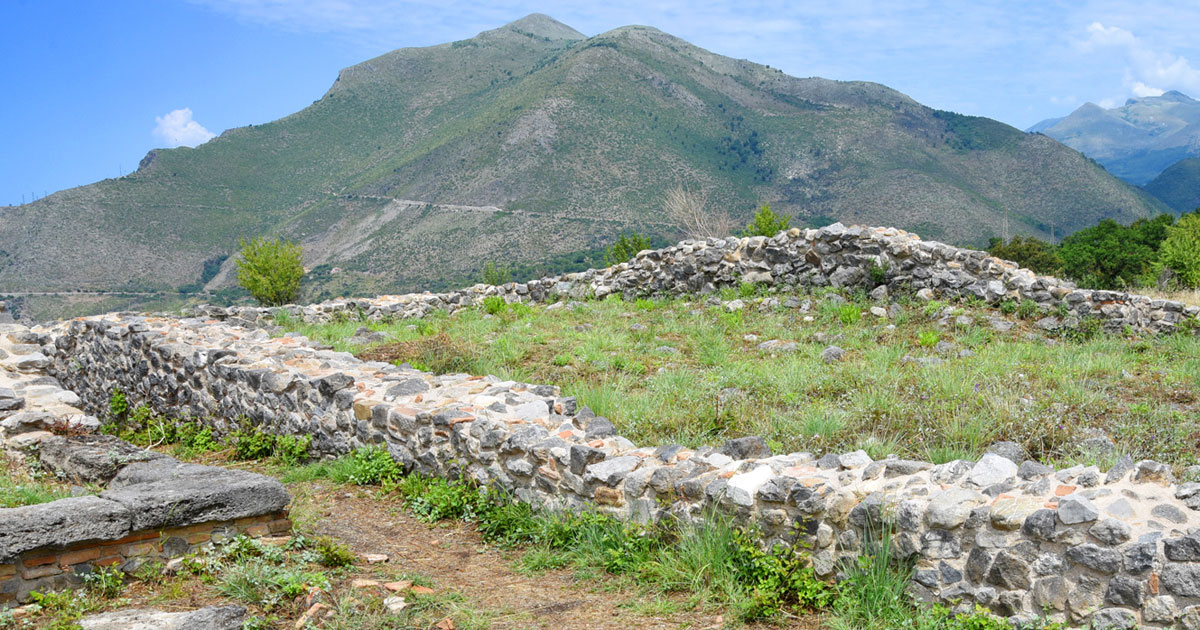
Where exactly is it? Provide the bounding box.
[80,605,245,630]
[0,496,132,563]
[38,434,170,484]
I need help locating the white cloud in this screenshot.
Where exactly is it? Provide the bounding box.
[1083,21,1200,99]
[152,108,217,148]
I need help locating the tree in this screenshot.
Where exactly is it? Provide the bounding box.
[1158,211,1200,289]
[741,203,790,237]
[663,185,734,239]
[236,237,305,306]
[479,261,512,286]
[604,233,651,266]
[986,235,1063,275]
[1058,214,1174,289]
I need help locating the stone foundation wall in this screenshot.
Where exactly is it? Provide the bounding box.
[0,511,290,606]
[196,224,1199,336]
[38,308,1200,629]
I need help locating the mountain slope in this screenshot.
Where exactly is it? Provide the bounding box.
[0,14,1166,296]
[1144,157,1200,212]
[1030,91,1200,185]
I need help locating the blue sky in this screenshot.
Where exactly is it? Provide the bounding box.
[3,0,1199,207]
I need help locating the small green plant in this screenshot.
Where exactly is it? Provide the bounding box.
[314,536,355,568]
[81,565,125,598]
[236,236,305,307]
[917,330,940,348]
[481,295,507,315]
[108,388,128,420]
[272,434,312,467]
[604,233,651,266]
[738,281,761,298]
[921,299,947,318]
[741,203,790,237]
[551,353,572,367]
[868,262,889,286]
[998,299,1018,315]
[633,298,657,311]
[1054,301,1070,318]
[479,261,512,286]
[344,447,403,485]
[1016,299,1039,320]
[232,423,277,461]
[837,305,861,325]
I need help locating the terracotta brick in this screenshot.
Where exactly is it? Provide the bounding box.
[185,532,212,545]
[59,547,102,566]
[94,556,122,568]
[20,563,62,580]
[123,542,157,557]
[108,530,160,545]
[244,524,270,537]
[268,519,293,534]
[20,553,58,569]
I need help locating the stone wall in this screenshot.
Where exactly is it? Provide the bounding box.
[38,308,1200,629]
[197,224,1199,336]
[0,323,291,607]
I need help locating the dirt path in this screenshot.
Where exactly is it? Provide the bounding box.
[292,481,823,630]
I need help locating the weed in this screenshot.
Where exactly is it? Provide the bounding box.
[1016,299,1039,320]
[81,565,125,598]
[838,304,862,325]
[343,447,403,485]
[999,299,1017,315]
[314,536,356,568]
[481,295,506,315]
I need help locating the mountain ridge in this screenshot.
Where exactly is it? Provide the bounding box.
[0,14,1167,302]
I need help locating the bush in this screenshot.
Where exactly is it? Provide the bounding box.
[236,237,305,306]
[1058,215,1173,289]
[987,235,1063,275]
[481,295,507,315]
[479,261,512,286]
[742,203,790,237]
[343,447,403,485]
[604,233,651,266]
[1158,211,1200,288]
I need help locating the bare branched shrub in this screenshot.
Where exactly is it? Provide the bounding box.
[664,185,734,240]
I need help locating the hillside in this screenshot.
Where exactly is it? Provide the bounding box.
[0,14,1166,299]
[1144,156,1200,212]
[1030,91,1200,185]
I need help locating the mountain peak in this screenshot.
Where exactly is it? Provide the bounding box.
[498,14,585,40]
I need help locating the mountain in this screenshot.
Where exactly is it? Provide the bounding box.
[1144,157,1200,212]
[1029,91,1200,185]
[0,14,1166,299]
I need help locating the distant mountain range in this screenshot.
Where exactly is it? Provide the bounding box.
[0,14,1166,300]
[1029,91,1200,186]
[1144,157,1200,213]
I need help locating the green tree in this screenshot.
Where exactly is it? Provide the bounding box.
[479,261,512,285]
[741,203,790,237]
[604,233,651,266]
[986,235,1063,275]
[236,237,305,306]
[1058,214,1174,289]
[1158,211,1200,288]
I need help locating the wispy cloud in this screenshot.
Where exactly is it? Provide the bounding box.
[1081,21,1200,99]
[153,108,216,147]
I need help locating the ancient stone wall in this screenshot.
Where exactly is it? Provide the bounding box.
[198,224,1199,335]
[39,311,1200,629]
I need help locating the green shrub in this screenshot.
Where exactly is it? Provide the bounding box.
[108,388,128,420]
[272,435,312,467]
[987,235,1063,275]
[479,261,512,286]
[236,237,305,307]
[741,203,790,237]
[604,233,651,266]
[481,295,507,315]
[81,565,125,598]
[998,299,1017,315]
[1016,299,1039,320]
[1059,214,1173,289]
[837,305,861,325]
[1158,211,1200,288]
[314,536,355,568]
[232,424,277,461]
[868,263,889,287]
[343,447,403,485]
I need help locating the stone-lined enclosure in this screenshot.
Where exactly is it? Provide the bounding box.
[0,324,291,606]
[10,225,1200,627]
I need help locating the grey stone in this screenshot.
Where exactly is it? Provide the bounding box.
[985,550,1031,590]
[584,456,640,485]
[1065,544,1122,574]
[820,345,845,363]
[1151,503,1188,524]
[569,445,606,475]
[1104,575,1143,606]
[969,453,1017,487]
[883,459,931,477]
[925,488,987,529]
[1022,509,1058,541]
[1143,596,1179,623]
[1057,494,1100,525]
[1104,455,1134,484]
[37,434,170,484]
[101,460,290,531]
[1089,608,1138,630]
[1124,541,1157,574]
[837,450,872,469]
[1032,576,1067,610]
[984,441,1025,464]
[1164,533,1200,561]
[717,436,771,460]
[0,496,132,563]
[385,378,430,397]
[79,605,246,630]
[1088,518,1131,546]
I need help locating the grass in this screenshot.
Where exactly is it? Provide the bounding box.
[274,287,1200,470]
[0,459,73,508]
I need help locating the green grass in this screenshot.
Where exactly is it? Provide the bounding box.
[0,461,72,508]
[274,289,1200,469]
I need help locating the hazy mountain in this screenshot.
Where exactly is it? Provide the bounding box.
[0,14,1165,298]
[1143,157,1200,213]
[1030,91,1200,185]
